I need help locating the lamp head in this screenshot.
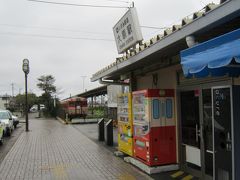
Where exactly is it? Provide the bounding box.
[186,35,198,48]
[22,59,30,74]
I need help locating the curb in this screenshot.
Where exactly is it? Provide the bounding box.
[56,117,68,124]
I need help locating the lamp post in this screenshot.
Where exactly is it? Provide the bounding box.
[22,59,30,132]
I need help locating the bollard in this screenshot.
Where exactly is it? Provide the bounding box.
[98,118,105,141]
[105,119,113,146]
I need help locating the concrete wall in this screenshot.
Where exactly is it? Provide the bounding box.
[234,77,240,85]
[136,65,180,90]
[135,64,181,163]
[0,98,6,109]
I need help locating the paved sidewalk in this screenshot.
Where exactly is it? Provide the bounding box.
[0,118,152,180]
[72,122,118,152]
[0,124,24,162]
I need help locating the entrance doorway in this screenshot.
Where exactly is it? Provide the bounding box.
[180,89,213,179]
[180,87,233,179]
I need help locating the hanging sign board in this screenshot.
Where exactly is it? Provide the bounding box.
[107,85,123,108]
[113,7,143,54]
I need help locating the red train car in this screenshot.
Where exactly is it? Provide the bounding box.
[61,97,88,120]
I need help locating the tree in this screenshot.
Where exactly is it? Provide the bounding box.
[37,75,56,95]
[15,93,39,112]
[37,75,57,117]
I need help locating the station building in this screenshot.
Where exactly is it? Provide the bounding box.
[91,1,240,179]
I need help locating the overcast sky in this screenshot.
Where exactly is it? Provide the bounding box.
[0,0,219,99]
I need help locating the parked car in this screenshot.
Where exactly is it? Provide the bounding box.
[0,122,4,145]
[6,110,19,128]
[30,104,45,112]
[0,110,14,136]
[30,105,38,113]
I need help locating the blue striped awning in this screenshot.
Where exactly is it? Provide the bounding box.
[180,28,240,78]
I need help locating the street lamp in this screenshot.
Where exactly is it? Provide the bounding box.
[22,59,30,132]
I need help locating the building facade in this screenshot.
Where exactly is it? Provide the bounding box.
[91,1,240,179]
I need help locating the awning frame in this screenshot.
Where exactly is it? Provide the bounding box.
[180,28,240,78]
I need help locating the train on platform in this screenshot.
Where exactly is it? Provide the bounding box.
[60,97,88,120]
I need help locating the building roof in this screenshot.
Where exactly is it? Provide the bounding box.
[91,0,240,82]
[76,85,107,98]
[60,86,107,102]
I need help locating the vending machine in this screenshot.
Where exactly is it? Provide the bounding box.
[133,89,176,166]
[117,93,133,156]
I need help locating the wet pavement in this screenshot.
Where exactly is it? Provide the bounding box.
[72,122,199,180]
[0,124,24,162]
[0,117,152,180]
[72,121,118,153]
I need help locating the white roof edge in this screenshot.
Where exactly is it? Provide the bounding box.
[91,0,240,82]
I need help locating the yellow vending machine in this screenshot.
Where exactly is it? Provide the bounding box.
[117,93,133,156]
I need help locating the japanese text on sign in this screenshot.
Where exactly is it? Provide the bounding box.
[113,7,143,54]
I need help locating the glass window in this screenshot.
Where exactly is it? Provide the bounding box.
[135,140,145,147]
[0,111,10,119]
[180,91,200,148]
[166,99,173,118]
[80,101,87,107]
[133,94,144,104]
[152,99,160,119]
[69,102,75,107]
[134,125,149,136]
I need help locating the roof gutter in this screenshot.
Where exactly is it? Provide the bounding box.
[99,78,129,86]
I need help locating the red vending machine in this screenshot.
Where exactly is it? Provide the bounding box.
[133,89,176,166]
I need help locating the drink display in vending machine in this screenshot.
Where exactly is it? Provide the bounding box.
[117,93,133,156]
[133,89,176,166]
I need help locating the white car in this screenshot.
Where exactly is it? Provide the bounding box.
[30,104,45,112]
[0,122,4,145]
[30,106,38,112]
[6,110,19,128]
[0,110,14,136]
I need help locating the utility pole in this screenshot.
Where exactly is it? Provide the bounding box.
[80,76,87,92]
[54,95,56,107]
[11,83,14,97]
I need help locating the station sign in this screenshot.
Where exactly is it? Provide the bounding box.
[107,85,123,108]
[113,7,143,54]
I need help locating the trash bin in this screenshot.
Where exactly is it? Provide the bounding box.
[105,119,113,146]
[98,118,105,141]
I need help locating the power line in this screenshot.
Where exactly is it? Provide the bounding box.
[0,31,114,41]
[141,26,168,39]
[27,0,129,9]
[140,26,168,30]
[0,23,112,35]
[143,0,215,38]
[144,4,207,37]
[97,0,130,3]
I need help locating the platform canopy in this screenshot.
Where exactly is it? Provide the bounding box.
[180,28,240,78]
